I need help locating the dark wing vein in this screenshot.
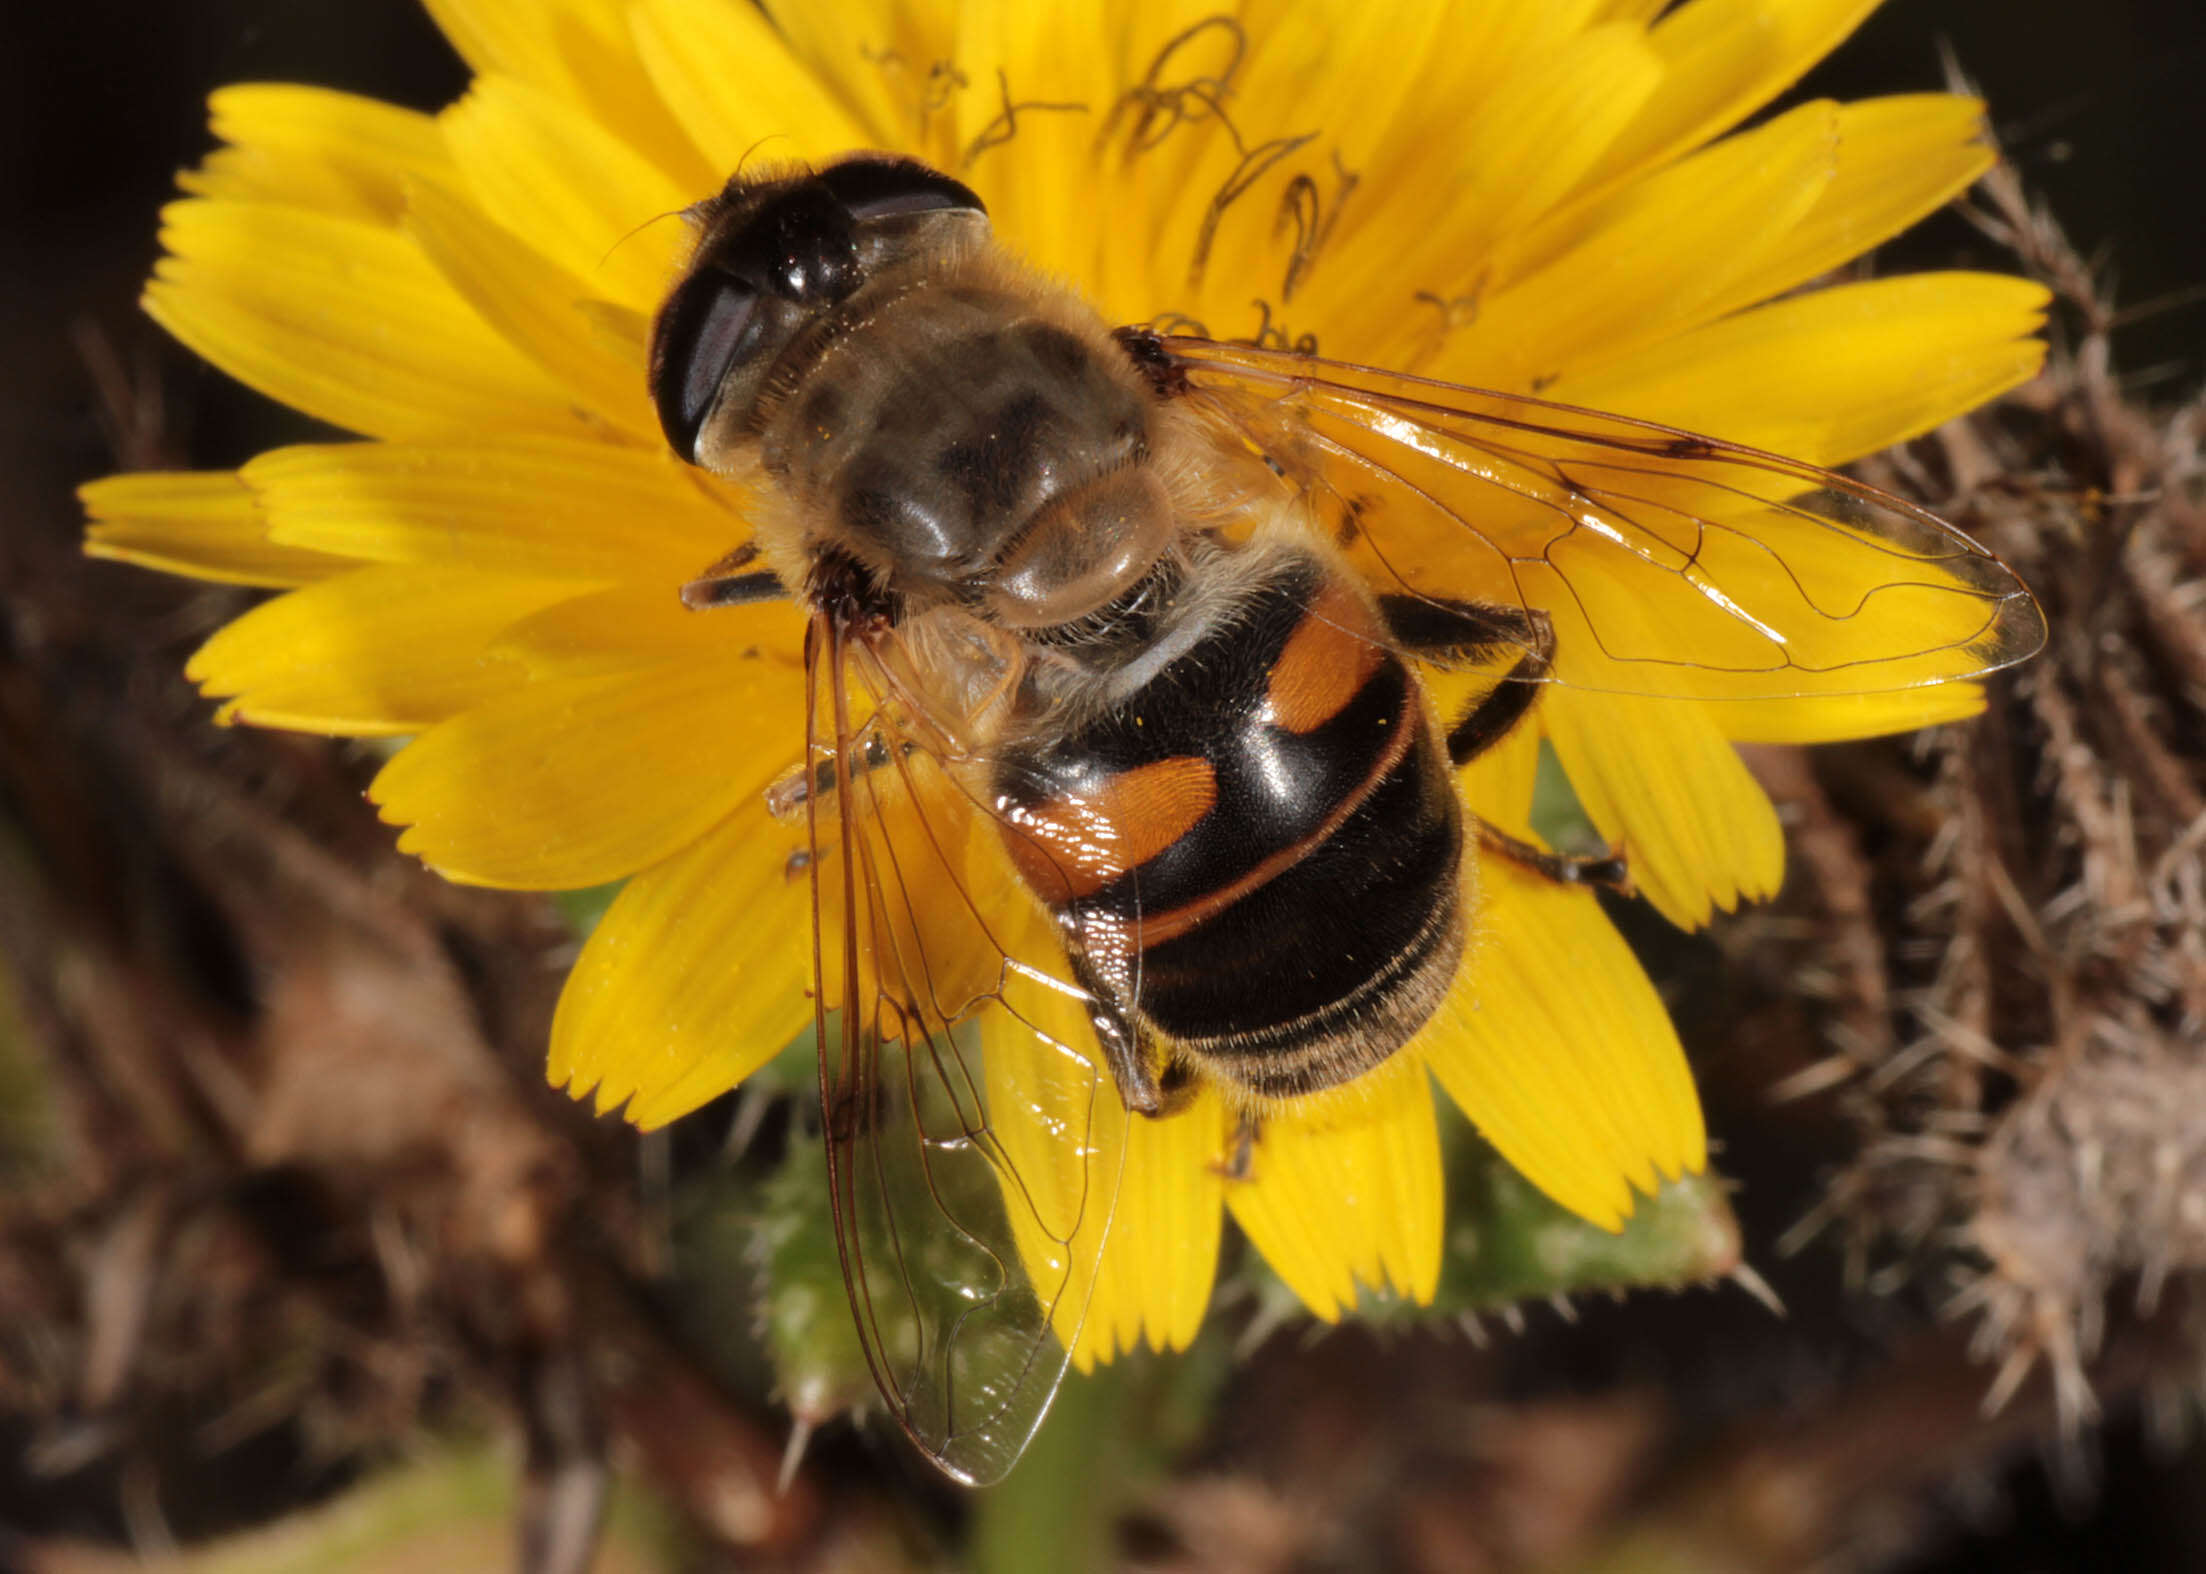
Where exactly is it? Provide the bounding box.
[806,610,1123,1486]
[1158,335,2043,698]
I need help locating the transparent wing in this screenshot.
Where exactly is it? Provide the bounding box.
[1157,335,2044,699]
[802,611,1125,1487]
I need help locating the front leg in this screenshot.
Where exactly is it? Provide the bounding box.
[1063,945,1171,1117]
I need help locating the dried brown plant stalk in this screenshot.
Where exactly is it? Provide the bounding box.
[1762,157,2206,1437]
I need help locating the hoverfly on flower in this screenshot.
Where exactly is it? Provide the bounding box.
[83,0,2049,1486]
[643,151,2037,1480]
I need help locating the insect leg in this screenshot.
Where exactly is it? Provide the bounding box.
[1094,1005,1172,1118]
[1377,594,1547,664]
[1382,597,1634,894]
[1375,595,1554,767]
[1475,821,1633,895]
[681,569,786,609]
[767,729,901,820]
[679,542,787,610]
[1220,1111,1258,1182]
[1153,1057,1205,1118]
[1063,948,1169,1117]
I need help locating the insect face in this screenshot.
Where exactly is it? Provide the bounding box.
[652,157,1178,630]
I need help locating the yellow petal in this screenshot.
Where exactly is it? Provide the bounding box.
[550,793,814,1124]
[1233,0,1456,175]
[185,566,569,734]
[422,0,630,81]
[1546,273,2052,466]
[244,439,735,580]
[1578,0,1879,196]
[1072,1091,1228,1366]
[1541,684,1784,928]
[491,583,807,681]
[1316,22,1664,359]
[1711,683,1987,744]
[631,0,870,169]
[981,942,1135,1371]
[1452,701,1545,838]
[1096,1,1282,242]
[974,843,1230,1370]
[404,178,660,440]
[419,0,715,189]
[951,0,1115,280]
[1448,98,1839,387]
[1352,0,1605,185]
[1228,1053,1443,1319]
[370,645,803,888]
[439,74,695,315]
[1692,94,1996,329]
[81,470,347,588]
[1422,859,1705,1230]
[1428,20,1663,247]
[761,0,953,152]
[181,85,451,222]
[147,200,586,442]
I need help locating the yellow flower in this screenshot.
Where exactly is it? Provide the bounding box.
[83,0,2045,1387]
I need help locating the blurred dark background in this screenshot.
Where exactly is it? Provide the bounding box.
[1806,0,2206,392]
[3,2,2203,1571]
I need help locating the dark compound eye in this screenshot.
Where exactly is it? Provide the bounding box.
[820,158,986,222]
[648,160,986,464]
[650,272,760,462]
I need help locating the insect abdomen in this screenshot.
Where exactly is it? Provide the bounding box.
[997,552,1464,1099]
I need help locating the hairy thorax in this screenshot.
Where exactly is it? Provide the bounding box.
[750,257,1183,632]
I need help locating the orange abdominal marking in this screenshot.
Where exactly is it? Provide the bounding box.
[1132,681,1416,947]
[1263,581,1386,734]
[1002,753,1219,903]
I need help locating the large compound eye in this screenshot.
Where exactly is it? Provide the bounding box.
[649,272,760,463]
[820,158,986,222]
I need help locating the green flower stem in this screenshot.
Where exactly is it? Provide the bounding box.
[971,1361,1131,1574]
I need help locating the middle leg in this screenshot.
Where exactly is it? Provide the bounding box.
[1379,594,1631,895]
